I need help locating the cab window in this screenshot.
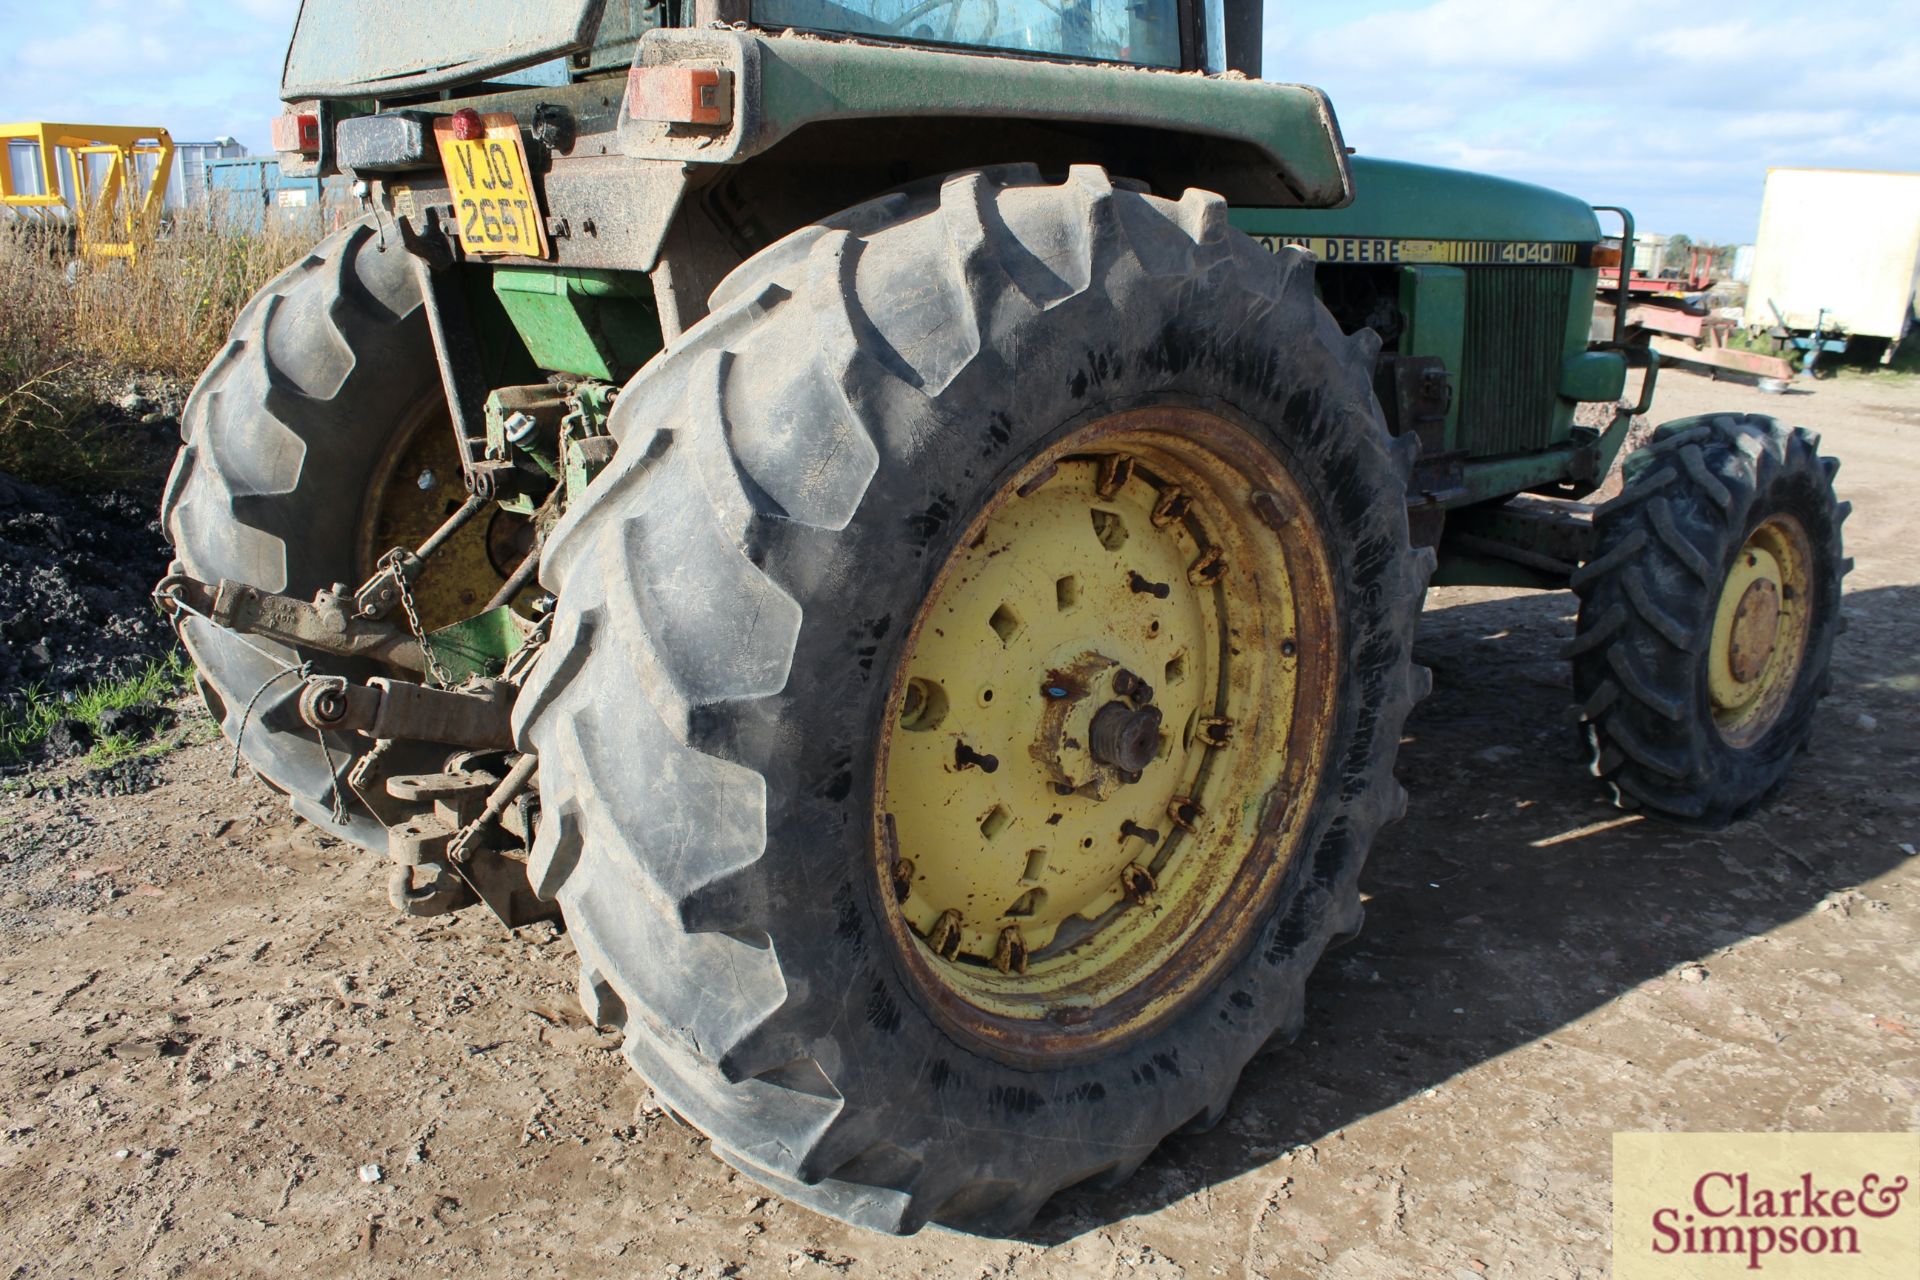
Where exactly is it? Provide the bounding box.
[753,0,1187,68]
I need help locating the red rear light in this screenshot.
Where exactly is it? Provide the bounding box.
[626,66,733,127]
[450,108,485,142]
[271,109,320,155]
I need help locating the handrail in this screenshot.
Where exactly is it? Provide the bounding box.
[1591,204,1636,346]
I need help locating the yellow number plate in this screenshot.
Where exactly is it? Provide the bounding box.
[433,113,548,258]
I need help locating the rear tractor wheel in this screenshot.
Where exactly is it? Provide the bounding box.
[160,218,534,847]
[1568,413,1849,825]
[518,166,1432,1234]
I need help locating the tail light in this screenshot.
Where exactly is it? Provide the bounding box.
[625,66,733,127]
[272,104,321,156]
[449,108,486,141]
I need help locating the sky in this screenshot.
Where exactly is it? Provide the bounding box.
[1271,0,1920,243]
[1,0,1914,243]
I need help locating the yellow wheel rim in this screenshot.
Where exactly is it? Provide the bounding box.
[1707,513,1814,747]
[355,401,536,632]
[871,407,1339,1062]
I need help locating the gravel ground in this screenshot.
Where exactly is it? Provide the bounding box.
[0,367,1914,1278]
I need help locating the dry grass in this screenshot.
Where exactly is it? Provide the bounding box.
[67,204,322,378]
[0,204,326,489]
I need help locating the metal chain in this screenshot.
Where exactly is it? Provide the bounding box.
[381,548,454,689]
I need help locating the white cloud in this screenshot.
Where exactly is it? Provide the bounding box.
[1300,0,1613,71]
[0,1,288,148]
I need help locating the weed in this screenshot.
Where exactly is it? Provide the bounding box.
[0,649,192,766]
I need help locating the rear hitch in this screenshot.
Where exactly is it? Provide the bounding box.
[384,753,555,928]
[156,570,535,686]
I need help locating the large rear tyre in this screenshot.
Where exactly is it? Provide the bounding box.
[1568,413,1849,825]
[517,166,1432,1234]
[160,220,465,848]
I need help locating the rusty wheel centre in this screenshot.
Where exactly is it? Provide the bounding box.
[1708,513,1814,748]
[871,407,1339,1061]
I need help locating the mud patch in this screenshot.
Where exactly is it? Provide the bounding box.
[0,466,172,701]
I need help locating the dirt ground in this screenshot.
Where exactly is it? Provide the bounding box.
[2,368,1915,1279]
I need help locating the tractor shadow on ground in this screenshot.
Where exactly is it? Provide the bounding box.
[1026,580,1919,1242]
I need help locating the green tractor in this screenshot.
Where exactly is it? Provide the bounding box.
[157,0,1849,1234]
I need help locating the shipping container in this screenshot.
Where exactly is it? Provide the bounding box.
[1747,167,1920,357]
[167,138,249,208]
[203,156,353,231]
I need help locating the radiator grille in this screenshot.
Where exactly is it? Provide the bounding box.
[1461,267,1571,457]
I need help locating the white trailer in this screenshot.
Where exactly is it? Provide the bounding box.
[1747,167,1920,362]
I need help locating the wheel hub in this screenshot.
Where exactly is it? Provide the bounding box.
[1726,577,1781,683]
[1707,514,1815,745]
[356,403,534,629]
[871,407,1340,1059]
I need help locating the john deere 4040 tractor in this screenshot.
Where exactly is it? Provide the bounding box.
[157,0,1848,1234]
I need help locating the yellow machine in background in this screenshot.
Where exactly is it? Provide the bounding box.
[0,122,174,261]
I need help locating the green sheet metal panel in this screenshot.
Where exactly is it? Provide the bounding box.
[426,605,531,683]
[1230,156,1601,244]
[1398,265,1465,448]
[1559,348,1628,403]
[623,29,1353,209]
[491,266,662,381]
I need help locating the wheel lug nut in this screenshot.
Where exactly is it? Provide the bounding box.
[1112,669,1153,705]
[1120,863,1156,904]
[993,926,1029,975]
[927,909,963,960]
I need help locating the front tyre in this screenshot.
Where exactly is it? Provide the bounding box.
[517,166,1431,1234]
[1569,413,1850,825]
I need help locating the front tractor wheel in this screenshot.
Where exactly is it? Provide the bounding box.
[1569,414,1850,825]
[518,166,1432,1234]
